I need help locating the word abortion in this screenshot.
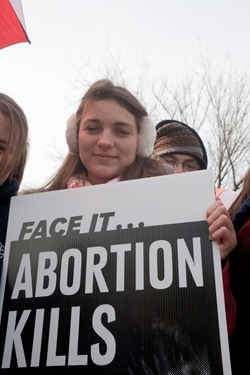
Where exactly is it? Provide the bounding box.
[12,238,204,299]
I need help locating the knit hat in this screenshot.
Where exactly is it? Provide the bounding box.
[66,113,156,158]
[154,120,208,169]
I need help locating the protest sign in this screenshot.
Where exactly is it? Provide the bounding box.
[0,170,231,374]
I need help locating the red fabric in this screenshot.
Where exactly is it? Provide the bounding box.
[222,259,236,336]
[215,187,226,197]
[229,217,250,372]
[0,0,29,49]
[236,221,250,279]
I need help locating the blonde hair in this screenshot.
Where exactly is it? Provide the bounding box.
[38,79,153,192]
[228,167,250,219]
[0,93,29,185]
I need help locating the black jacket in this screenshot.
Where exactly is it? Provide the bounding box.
[0,178,19,280]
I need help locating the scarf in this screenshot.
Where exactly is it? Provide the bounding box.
[67,177,92,189]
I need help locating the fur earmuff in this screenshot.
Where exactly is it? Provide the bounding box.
[65,113,78,155]
[137,116,156,157]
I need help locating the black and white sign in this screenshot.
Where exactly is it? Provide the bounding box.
[0,170,231,374]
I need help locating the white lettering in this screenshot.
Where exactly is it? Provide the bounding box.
[91,304,116,365]
[60,249,82,295]
[178,237,204,287]
[149,240,173,289]
[35,252,57,297]
[11,254,33,299]
[2,310,31,368]
[85,247,108,293]
[111,244,131,291]
[46,308,66,366]
[68,306,88,365]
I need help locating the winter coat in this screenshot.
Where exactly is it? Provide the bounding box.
[0,179,19,282]
[229,197,250,374]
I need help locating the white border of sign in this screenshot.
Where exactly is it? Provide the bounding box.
[0,170,231,374]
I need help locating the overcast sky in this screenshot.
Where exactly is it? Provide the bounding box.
[1,0,250,189]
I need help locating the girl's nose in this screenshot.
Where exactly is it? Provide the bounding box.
[97,130,114,148]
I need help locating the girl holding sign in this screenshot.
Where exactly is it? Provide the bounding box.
[0,93,29,282]
[36,79,236,337]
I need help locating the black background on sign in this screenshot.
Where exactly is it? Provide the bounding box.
[0,221,223,374]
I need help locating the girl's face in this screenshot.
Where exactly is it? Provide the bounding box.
[0,112,18,171]
[78,99,138,184]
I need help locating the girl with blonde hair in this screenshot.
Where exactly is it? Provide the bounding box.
[0,93,29,281]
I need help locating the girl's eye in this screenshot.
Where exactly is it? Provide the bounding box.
[85,125,99,132]
[0,144,6,153]
[115,128,130,136]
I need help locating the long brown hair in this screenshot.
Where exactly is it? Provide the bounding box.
[0,93,29,185]
[228,167,250,219]
[120,156,173,181]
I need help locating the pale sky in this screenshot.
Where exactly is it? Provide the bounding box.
[1,0,250,189]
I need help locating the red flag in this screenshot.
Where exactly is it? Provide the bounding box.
[0,0,30,50]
